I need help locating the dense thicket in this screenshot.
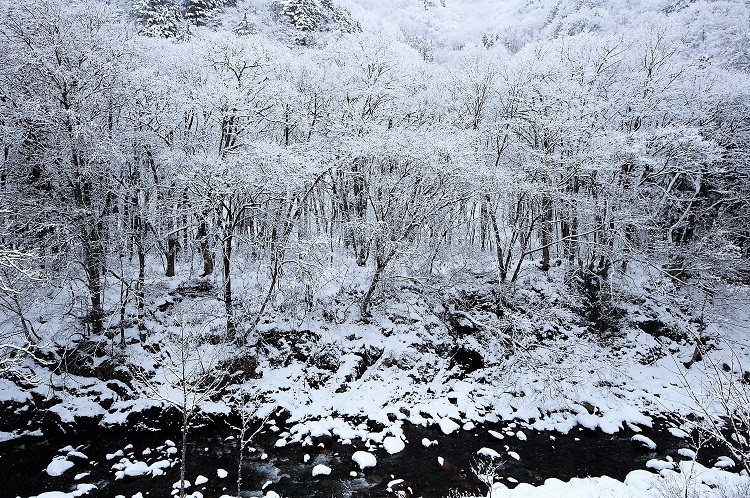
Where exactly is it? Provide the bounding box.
[1,0,749,352]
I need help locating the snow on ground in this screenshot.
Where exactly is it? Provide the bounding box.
[1,261,747,455]
[476,461,750,498]
[2,263,750,498]
[32,484,97,498]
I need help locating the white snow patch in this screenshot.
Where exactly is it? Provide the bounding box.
[489,430,504,440]
[668,427,690,439]
[352,451,377,469]
[715,456,735,468]
[646,459,674,470]
[106,450,124,460]
[46,457,75,476]
[172,479,191,489]
[383,436,405,454]
[678,448,696,459]
[387,478,405,490]
[477,447,502,459]
[312,464,332,476]
[631,435,656,450]
[123,461,150,477]
[438,417,460,435]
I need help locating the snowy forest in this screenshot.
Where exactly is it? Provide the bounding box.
[1,0,750,497]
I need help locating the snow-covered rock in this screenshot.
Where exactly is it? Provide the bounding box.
[631,435,656,450]
[46,458,75,477]
[352,451,377,469]
[312,464,332,476]
[646,459,674,470]
[122,461,150,477]
[173,479,191,489]
[438,417,460,435]
[715,456,735,468]
[489,430,504,440]
[668,427,690,439]
[383,436,405,454]
[678,448,696,459]
[477,447,502,459]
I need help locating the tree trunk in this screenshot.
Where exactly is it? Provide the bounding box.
[540,194,553,271]
[82,233,104,334]
[361,247,396,317]
[361,263,386,317]
[197,212,214,276]
[223,234,235,338]
[353,162,368,266]
[136,243,146,342]
[166,235,178,277]
[180,410,188,498]
[485,196,507,283]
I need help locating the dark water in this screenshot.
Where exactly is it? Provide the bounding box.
[0,415,728,498]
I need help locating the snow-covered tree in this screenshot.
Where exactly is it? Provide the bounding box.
[132,0,183,38]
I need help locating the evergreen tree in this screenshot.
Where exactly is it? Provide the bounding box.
[132,0,183,38]
[234,13,259,35]
[183,0,223,27]
[274,0,359,35]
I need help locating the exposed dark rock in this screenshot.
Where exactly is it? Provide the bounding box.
[174,279,213,298]
[220,353,261,383]
[94,359,134,386]
[449,345,484,374]
[258,329,321,367]
[312,344,342,372]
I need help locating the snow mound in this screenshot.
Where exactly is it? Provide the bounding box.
[715,456,735,468]
[678,448,696,459]
[477,463,750,497]
[438,417,460,435]
[312,464,332,476]
[46,457,75,477]
[383,436,405,454]
[33,483,97,498]
[477,447,502,459]
[352,451,377,469]
[646,459,674,470]
[489,430,504,440]
[631,435,656,450]
[668,427,690,439]
[123,461,150,477]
